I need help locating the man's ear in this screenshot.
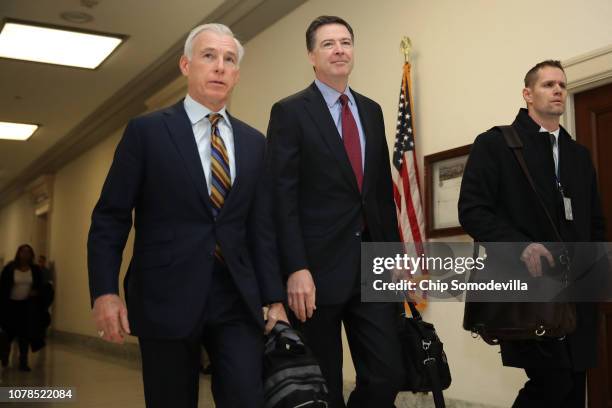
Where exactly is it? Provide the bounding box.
[307,51,316,70]
[179,55,190,76]
[522,87,532,105]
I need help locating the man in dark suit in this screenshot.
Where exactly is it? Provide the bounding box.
[266,15,404,408]
[88,23,287,408]
[459,60,606,407]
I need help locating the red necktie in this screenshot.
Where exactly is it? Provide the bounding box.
[339,94,363,191]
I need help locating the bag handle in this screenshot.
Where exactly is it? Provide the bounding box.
[402,293,422,321]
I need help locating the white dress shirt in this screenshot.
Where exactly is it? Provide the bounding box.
[183,94,236,193]
[540,126,560,176]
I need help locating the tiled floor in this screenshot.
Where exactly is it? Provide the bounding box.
[0,340,214,407]
[0,340,494,408]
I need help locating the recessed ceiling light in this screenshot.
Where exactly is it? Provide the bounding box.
[0,121,39,141]
[60,11,94,24]
[0,20,124,69]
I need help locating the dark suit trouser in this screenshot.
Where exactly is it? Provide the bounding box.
[291,295,404,408]
[513,368,586,408]
[138,264,263,408]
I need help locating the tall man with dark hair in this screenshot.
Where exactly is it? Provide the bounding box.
[459,60,606,407]
[88,23,287,408]
[266,15,404,408]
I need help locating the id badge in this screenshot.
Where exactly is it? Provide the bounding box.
[563,196,573,221]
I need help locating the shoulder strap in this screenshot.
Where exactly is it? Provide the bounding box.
[497,125,564,243]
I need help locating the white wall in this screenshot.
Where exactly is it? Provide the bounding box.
[229,0,612,406]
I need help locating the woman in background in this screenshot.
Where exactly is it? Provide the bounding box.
[0,244,44,371]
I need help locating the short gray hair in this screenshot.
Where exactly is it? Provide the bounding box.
[184,23,244,64]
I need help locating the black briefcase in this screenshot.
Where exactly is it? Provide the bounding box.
[399,302,451,408]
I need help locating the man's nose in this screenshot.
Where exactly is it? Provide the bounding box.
[332,42,344,54]
[214,56,225,72]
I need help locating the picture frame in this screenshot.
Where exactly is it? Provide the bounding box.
[424,144,471,238]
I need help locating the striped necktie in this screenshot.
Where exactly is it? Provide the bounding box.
[208,113,231,262]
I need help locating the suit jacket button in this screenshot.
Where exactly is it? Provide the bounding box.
[355,231,361,237]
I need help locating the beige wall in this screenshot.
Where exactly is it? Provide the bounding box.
[48,127,138,340]
[0,0,611,405]
[229,0,612,405]
[0,194,35,267]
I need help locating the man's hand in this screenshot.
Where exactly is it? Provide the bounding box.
[264,302,289,334]
[520,243,555,277]
[287,269,316,322]
[92,294,131,344]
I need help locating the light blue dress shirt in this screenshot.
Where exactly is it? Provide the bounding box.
[183,94,236,193]
[314,79,366,169]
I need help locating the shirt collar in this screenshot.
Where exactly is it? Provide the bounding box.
[183,94,231,128]
[539,126,560,141]
[314,79,356,108]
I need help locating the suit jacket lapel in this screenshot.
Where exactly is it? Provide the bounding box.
[162,101,213,215]
[303,82,360,194]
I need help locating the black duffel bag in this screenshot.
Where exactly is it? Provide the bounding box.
[263,321,329,408]
[399,301,451,408]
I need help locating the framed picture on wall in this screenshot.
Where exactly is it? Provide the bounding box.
[424,144,471,238]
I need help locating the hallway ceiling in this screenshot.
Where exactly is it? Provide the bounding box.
[0,0,305,206]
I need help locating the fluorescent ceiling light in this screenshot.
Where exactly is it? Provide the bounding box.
[0,121,39,141]
[0,21,123,69]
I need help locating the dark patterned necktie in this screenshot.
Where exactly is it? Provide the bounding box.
[549,133,559,179]
[208,113,231,262]
[339,94,363,191]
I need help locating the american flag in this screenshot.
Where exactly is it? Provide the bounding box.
[393,62,427,312]
[392,62,426,247]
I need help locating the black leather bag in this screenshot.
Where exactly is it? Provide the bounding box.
[399,301,451,408]
[463,125,576,345]
[263,321,329,408]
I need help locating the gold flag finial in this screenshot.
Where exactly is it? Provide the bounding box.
[400,36,412,63]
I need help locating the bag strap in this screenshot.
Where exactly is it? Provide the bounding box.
[403,294,422,321]
[498,125,564,243]
[424,359,446,408]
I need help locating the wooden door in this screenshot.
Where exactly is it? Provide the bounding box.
[574,81,612,408]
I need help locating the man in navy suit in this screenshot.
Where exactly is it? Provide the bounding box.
[88,23,287,408]
[266,16,405,408]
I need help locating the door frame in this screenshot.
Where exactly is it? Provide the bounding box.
[564,43,612,408]
[561,44,612,136]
